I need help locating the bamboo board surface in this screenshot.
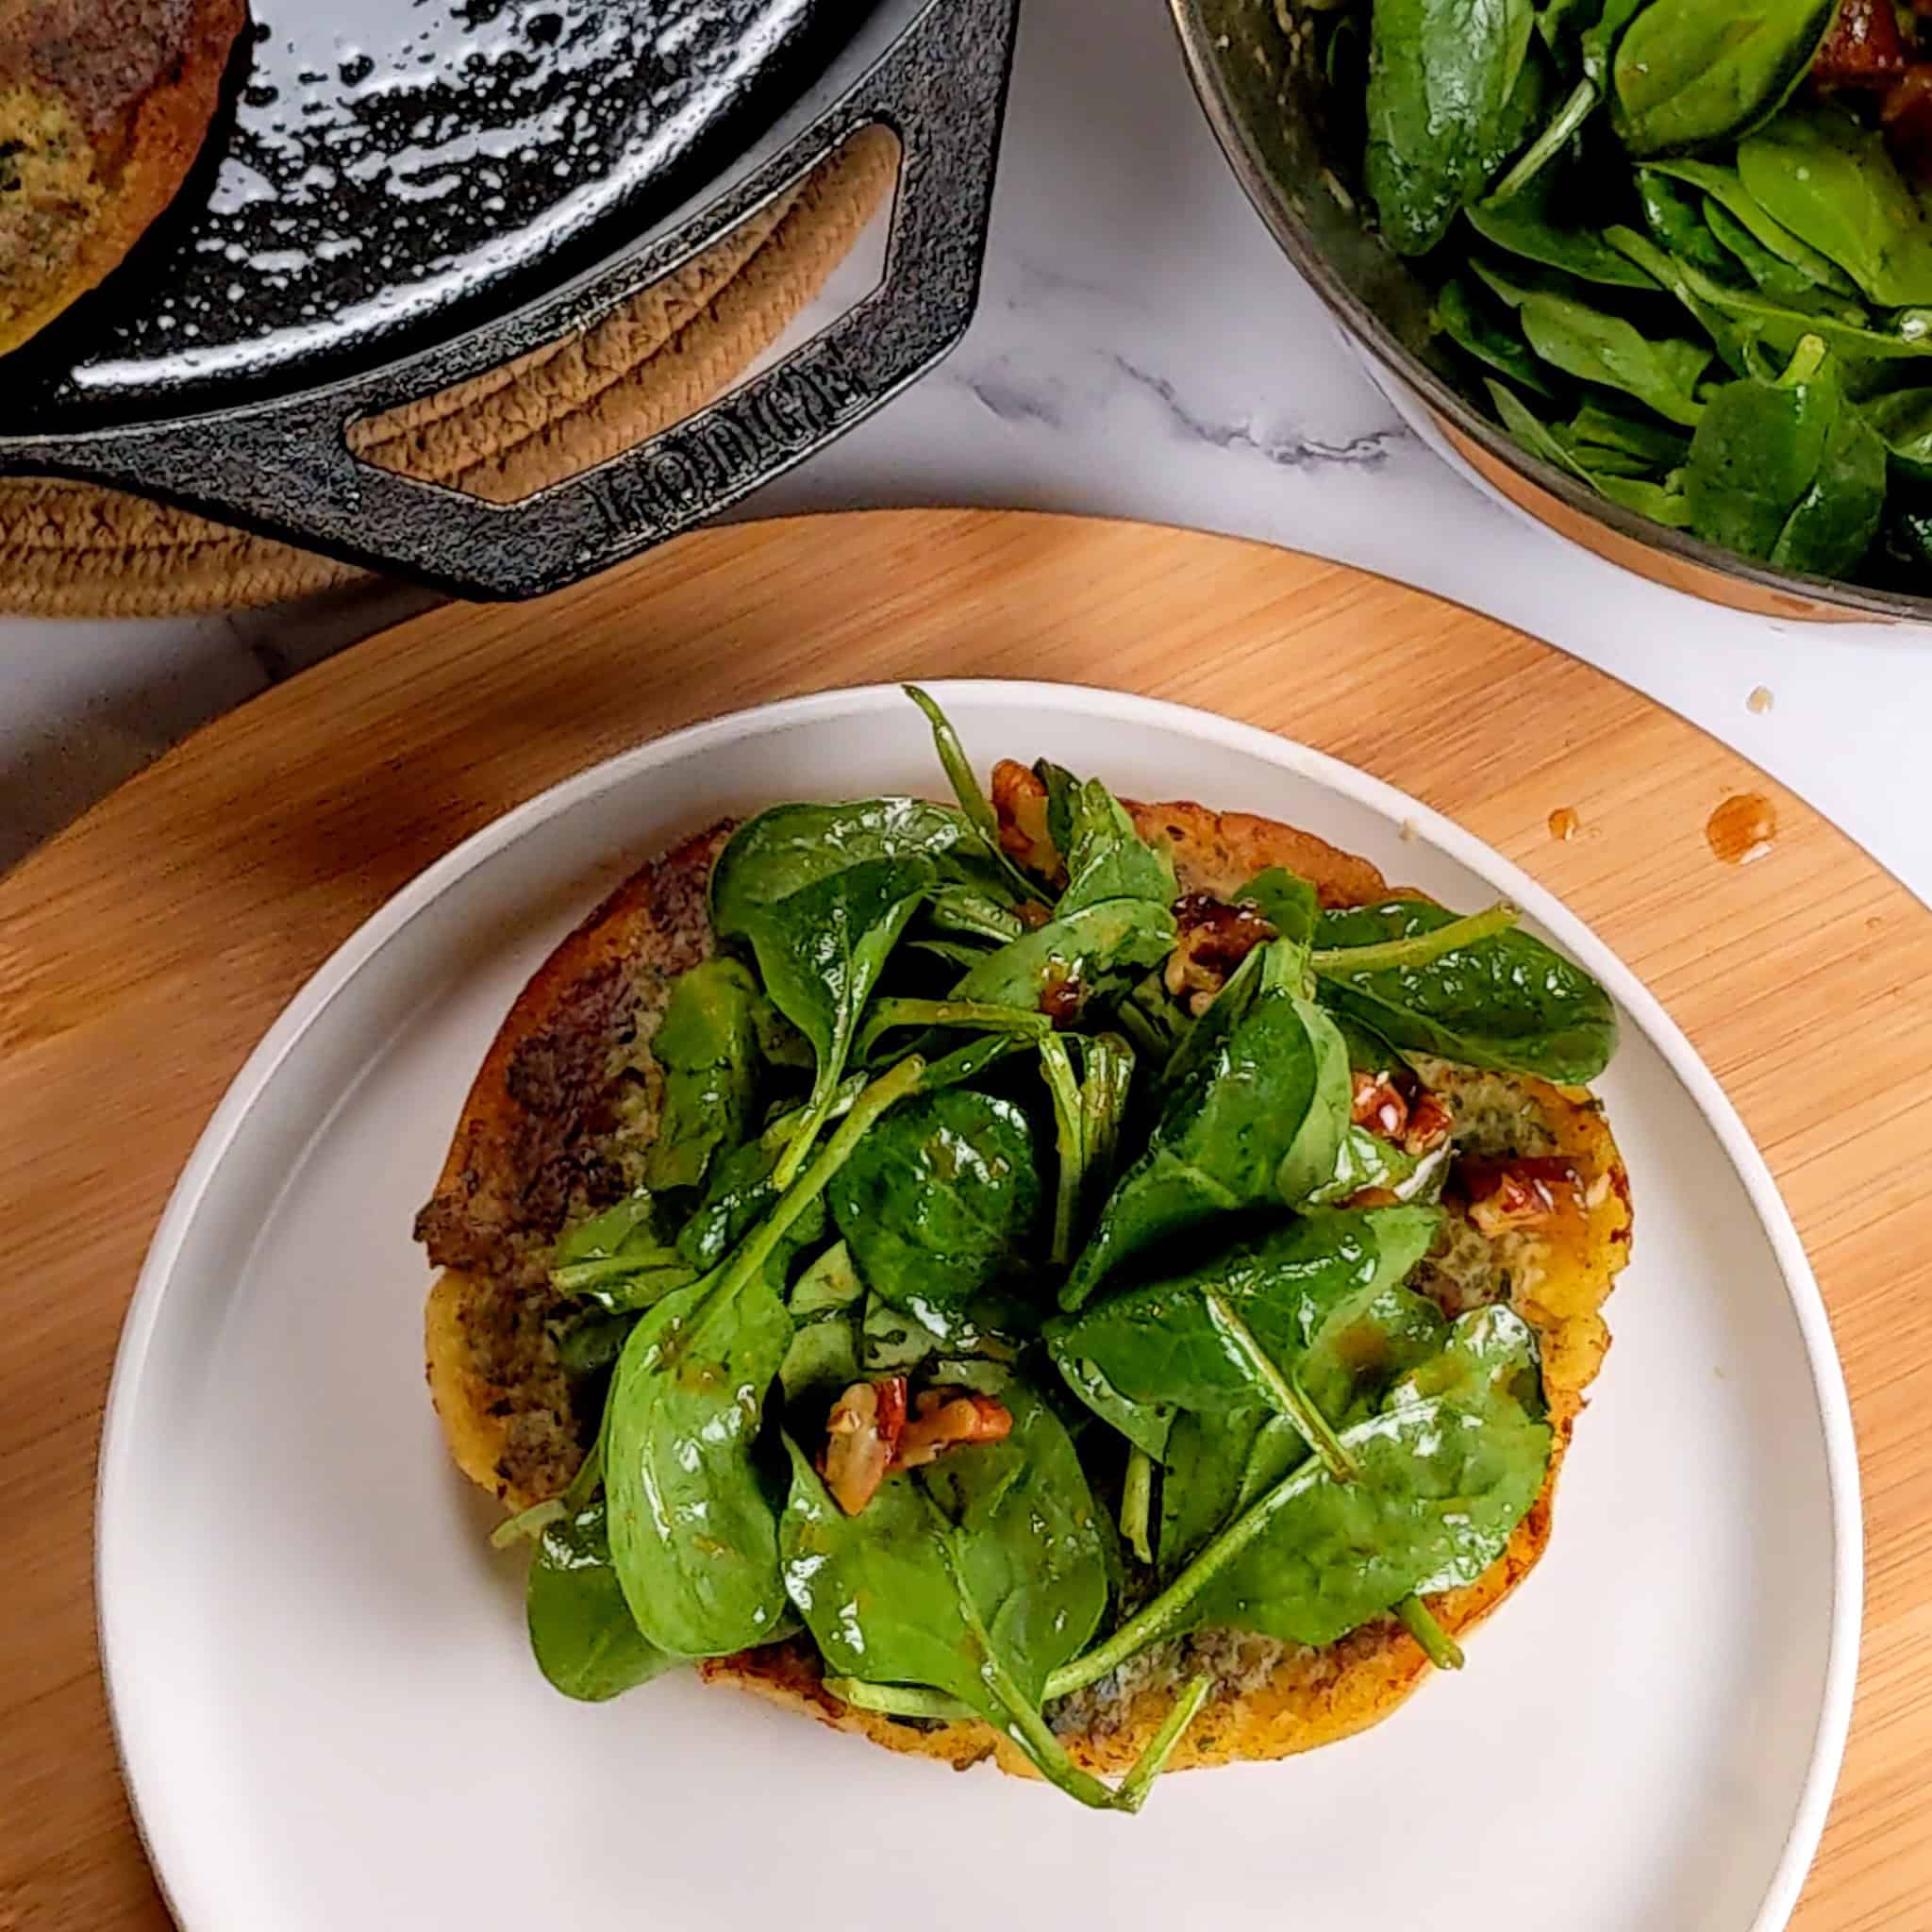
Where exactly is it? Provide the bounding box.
[1,509,1925,1929]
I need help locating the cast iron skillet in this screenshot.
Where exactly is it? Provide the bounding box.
[1171,0,1932,625]
[0,0,1018,600]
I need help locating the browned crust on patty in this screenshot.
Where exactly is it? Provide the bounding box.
[0,0,247,358]
[419,784,1628,1770]
[417,822,731,1507]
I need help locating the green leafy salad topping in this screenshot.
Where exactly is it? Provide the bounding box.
[497,689,1618,1812]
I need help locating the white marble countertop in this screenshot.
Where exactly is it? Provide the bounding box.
[2,0,1922,892]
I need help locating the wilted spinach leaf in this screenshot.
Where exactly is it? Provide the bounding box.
[1312,898,1616,1082]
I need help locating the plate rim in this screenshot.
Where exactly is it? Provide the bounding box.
[96,676,1864,1932]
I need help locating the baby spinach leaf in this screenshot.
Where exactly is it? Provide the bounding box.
[1610,0,1836,156]
[925,883,1024,945]
[1474,259,1709,424]
[709,798,965,935]
[1685,336,1886,575]
[553,1306,640,1378]
[1596,470,1695,525]
[1863,388,1932,484]
[1047,1207,1441,1453]
[1567,400,1691,467]
[781,1389,1158,1810]
[790,1239,864,1317]
[1703,201,1862,314]
[605,1271,794,1658]
[1466,177,1655,287]
[1033,757,1080,863]
[1058,778,1176,915]
[1233,866,1319,946]
[904,686,1042,901]
[828,1089,1043,1332]
[550,1191,696,1307]
[1489,0,1647,201]
[1312,897,1617,1082]
[1303,1124,1422,1205]
[527,1497,686,1702]
[1365,0,1538,257]
[950,897,1176,1017]
[742,856,933,1184]
[1636,168,1738,277]
[1435,275,1560,396]
[675,1139,826,1287]
[1061,961,1353,1309]
[1487,375,1603,486]
[1046,1309,1552,1690]
[1738,107,1932,310]
[645,958,765,1192]
[1641,158,1863,297]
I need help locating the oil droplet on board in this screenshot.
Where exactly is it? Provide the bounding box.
[1547,806,1581,842]
[1706,792,1776,865]
[1747,686,1774,715]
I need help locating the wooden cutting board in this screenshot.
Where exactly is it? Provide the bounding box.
[1,509,1924,1930]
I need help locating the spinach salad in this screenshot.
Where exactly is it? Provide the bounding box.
[1331,0,1932,588]
[497,689,1620,1812]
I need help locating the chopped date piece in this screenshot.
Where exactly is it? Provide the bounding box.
[894,1389,1013,1469]
[1885,67,1932,182]
[1164,892,1277,1006]
[1461,1157,1581,1237]
[1039,974,1085,1028]
[1813,0,1909,88]
[821,1377,908,1516]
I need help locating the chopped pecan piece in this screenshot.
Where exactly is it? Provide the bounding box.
[1164,892,1276,1005]
[893,1389,1013,1470]
[821,1377,908,1516]
[1402,1089,1454,1158]
[1351,1069,1409,1141]
[1461,1158,1581,1238]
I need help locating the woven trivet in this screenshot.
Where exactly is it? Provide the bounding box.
[0,127,899,618]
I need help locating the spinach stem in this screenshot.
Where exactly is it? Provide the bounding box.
[548,1248,688,1291]
[1121,1446,1157,1567]
[904,684,1041,904]
[856,996,1049,1058]
[758,1073,866,1155]
[1487,75,1597,204]
[824,1677,975,1722]
[488,1496,567,1550]
[1395,1594,1465,1672]
[1112,1675,1213,1814]
[1310,901,1519,977]
[722,1058,924,1298]
[1203,1291,1362,1483]
[1038,1034,1087,1266]
[1044,1436,1339,1700]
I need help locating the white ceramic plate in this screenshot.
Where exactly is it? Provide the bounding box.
[99,681,1859,1932]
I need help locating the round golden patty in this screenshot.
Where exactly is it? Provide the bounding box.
[0,0,246,358]
[416,784,1631,1780]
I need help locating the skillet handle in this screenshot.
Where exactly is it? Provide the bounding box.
[16,0,1019,602]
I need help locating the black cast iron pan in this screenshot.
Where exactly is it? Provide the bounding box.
[0,0,1018,600]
